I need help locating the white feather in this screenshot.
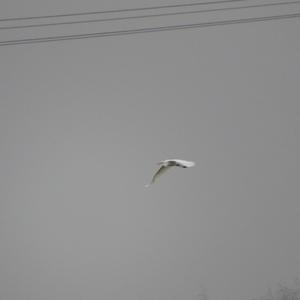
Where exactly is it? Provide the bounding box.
[146,158,195,186]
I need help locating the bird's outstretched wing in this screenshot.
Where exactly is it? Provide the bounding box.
[170,159,195,168]
[145,165,172,187]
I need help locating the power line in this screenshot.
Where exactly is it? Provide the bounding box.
[0,0,259,22]
[0,12,299,46]
[0,0,299,30]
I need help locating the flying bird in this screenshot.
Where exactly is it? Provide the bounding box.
[145,159,195,187]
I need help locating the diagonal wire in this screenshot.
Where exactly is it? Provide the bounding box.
[0,0,259,22]
[0,0,299,30]
[0,12,299,46]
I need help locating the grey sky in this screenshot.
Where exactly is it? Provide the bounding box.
[0,1,300,300]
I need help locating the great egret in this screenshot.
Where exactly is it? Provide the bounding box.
[146,159,195,187]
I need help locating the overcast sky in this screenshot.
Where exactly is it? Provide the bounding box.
[1,1,300,300]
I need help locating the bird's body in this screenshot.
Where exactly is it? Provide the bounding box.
[146,159,195,187]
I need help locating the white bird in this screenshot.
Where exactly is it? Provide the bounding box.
[145,159,195,187]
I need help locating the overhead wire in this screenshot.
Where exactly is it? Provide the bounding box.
[0,0,299,30]
[0,12,299,46]
[0,0,265,22]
